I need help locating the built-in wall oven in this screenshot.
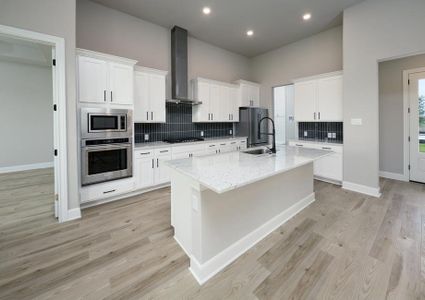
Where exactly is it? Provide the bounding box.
[80,108,133,186]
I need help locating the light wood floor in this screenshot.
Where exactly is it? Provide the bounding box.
[0,169,424,299]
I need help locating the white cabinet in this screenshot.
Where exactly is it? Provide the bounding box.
[289,141,343,183]
[80,178,135,203]
[77,49,137,105]
[134,148,171,190]
[192,78,239,123]
[134,67,167,123]
[294,72,343,122]
[236,80,260,107]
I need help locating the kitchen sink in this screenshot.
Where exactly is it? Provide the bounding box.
[242,148,272,155]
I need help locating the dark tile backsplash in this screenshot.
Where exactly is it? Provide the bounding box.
[298,122,343,143]
[134,103,234,143]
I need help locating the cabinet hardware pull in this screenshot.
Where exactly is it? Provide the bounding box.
[318,112,321,120]
[209,145,216,147]
[151,111,153,120]
[104,90,106,102]
[208,113,210,120]
[146,112,149,120]
[157,158,159,167]
[322,147,331,150]
[103,189,116,194]
[160,150,168,153]
[140,152,151,155]
[152,158,154,168]
[212,113,214,120]
[110,91,113,102]
[295,144,303,147]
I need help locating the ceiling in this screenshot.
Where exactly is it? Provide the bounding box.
[0,35,52,67]
[90,0,363,57]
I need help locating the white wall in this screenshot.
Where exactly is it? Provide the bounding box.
[251,26,343,111]
[0,60,53,168]
[0,0,79,209]
[343,0,425,191]
[379,54,425,175]
[76,0,252,88]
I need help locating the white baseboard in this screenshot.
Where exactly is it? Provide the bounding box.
[379,171,408,182]
[342,181,381,198]
[174,236,191,257]
[64,208,81,222]
[189,193,315,285]
[0,162,53,174]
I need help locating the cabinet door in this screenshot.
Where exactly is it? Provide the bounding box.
[209,83,220,122]
[154,154,172,184]
[205,144,218,155]
[230,87,239,122]
[316,75,343,121]
[134,71,150,122]
[172,152,191,159]
[313,153,343,182]
[240,84,251,107]
[109,62,134,105]
[193,81,210,122]
[250,85,260,107]
[134,157,155,189]
[294,81,317,121]
[149,73,166,123]
[78,56,108,103]
[219,85,231,122]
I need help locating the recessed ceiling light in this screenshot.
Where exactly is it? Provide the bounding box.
[202,7,211,15]
[246,30,254,37]
[303,13,312,21]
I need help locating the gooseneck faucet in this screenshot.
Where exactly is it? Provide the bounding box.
[258,117,276,154]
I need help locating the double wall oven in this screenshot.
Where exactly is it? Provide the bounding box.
[81,108,133,186]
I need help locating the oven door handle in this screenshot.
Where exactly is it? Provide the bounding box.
[83,143,132,151]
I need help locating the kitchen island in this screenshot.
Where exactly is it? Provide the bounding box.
[165,145,331,284]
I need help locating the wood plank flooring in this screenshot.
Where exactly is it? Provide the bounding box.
[0,169,424,299]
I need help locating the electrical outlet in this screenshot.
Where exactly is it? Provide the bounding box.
[304,131,308,137]
[200,131,204,137]
[144,134,149,141]
[327,132,332,138]
[229,129,233,135]
[332,133,336,138]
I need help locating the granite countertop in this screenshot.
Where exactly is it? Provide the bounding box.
[165,145,331,194]
[134,136,247,150]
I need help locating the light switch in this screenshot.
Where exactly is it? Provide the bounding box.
[351,118,362,126]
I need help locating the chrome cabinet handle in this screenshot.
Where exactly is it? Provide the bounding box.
[151,111,153,120]
[160,150,168,153]
[140,152,151,155]
[152,158,154,168]
[295,144,303,147]
[146,112,149,120]
[322,147,331,150]
[110,91,113,102]
[318,112,321,120]
[103,189,116,194]
[104,90,106,102]
[157,158,159,167]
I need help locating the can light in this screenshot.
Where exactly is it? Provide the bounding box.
[202,7,211,15]
[246,30,254,36]
[303,13,312,21]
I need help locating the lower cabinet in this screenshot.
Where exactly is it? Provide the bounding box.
[80,178,135,203]
[289,141,343,183]
[134,148,172,190]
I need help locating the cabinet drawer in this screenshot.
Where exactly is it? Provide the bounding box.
[80,178,135,203]
[155,148,171,156]
[135,149,154,158]
[172,144,205,154]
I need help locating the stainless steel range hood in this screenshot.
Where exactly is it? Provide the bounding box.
[167,26,202,105]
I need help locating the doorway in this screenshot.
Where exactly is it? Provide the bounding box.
[273,84,295,145]
[0,24,68,222]
[408,70,425,183]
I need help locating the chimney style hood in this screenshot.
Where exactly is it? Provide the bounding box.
[167,26,201,105]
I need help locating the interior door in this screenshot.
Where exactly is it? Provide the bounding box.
[109,62,133,105]
[134,71,150,122]
[409,71,425,183]
[149,73,166,122]
[78,56,108,103]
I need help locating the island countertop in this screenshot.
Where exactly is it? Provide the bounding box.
[165,145,331,193]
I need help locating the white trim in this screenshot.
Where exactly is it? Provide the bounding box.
[188,193,315,285]
[342,181,381,198]
[0,162,53,174]
[292,70,343,83]
[134,66,168,76]
[403,67,425,183]
[66,208,82,221]
[76,48,137,66]
[379,171,408,182]
[0,24,69,223]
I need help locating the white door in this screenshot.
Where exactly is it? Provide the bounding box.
[154,153,172,184]
[135,157,155,189]
[134,71,150,122]
[78,56,108,103]
[109,62,133,105]
[149,73,166,122]
[209,83,220,122]
[294,80,316,121]
[317,75,343,121]
[409,71,425,183]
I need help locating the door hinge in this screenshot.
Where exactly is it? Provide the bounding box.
[52,59,56,66]
[53,104,57,111]
[54,149,58,156]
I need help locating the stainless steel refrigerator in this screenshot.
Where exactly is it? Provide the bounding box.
[235,107,269,147]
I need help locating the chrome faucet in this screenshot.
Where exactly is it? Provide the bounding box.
[258,117,277,154]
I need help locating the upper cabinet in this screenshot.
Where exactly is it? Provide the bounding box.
[134,67,167,123]
[294,72,343,122]
[236,80,260,107]
[192,78,239,122]
[76,49,137,105]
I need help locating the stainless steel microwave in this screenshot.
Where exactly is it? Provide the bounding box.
[81,108,132,139]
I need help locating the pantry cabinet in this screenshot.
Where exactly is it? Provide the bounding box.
[236,80,260,107]
[77,49,137,105]
[134,67,167,123]
[294,72,343,122]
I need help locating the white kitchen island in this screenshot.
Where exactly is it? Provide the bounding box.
[165,145,331,284]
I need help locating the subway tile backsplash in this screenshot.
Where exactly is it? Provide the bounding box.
[298,122,343,143]
[134,103,234,143]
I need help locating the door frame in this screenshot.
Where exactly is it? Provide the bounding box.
[272,83,294,145]
[0,24,69,222]
[403,67,425,182]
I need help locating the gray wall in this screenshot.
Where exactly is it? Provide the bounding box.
[343,0,425,191]
[379,54,425,175]
[250,26,343,111]
[76,0,252,90]
[0,60,53,168]
[0,0,79,209]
